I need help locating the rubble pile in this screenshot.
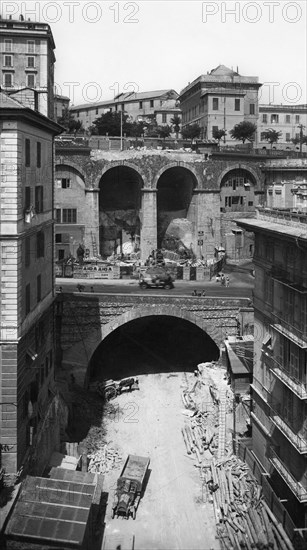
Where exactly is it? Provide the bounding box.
[206,456,293,550]
[88,444,122,475]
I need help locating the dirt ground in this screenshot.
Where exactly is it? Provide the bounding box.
[101,371,223,550]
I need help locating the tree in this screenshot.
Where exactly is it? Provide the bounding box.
[129,121,146,138]
[57,108,84,135]
[170,115,181,138]
[91,111,131,136]
[261,128,282,149]
[181,123,201,143]
[157,125,172,140]
[292,125,307,153]
[230,121,257,144]
[212,128,227,145]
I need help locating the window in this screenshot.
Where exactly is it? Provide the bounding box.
[36,231,45,258]
[271,114,279,123]
[95,108,99,114]
[3,73,12,87]
[285,115,291,123]
[25,236,31,267]
[55,209,61,223]
[35,186,43,213]
[27,56,35,68]
[295,115,300,123]
[4,39,12,52]
[62,209,77,223]
[250,104,255,115]
[150,100,154,108]
[37,274,41,302]
[212,125,218,137]
[58,249,65,260]
[262,114,267,123]
[55,234,62,243]
[76,111,79,118]
[162,113,167,123]
[25,186,31,209]
[25,284,31,315]
[27,74,35,87]
[260,132,267,141]
[295,133,300,140]
[56,177,71,189]
[248,201,253,206]
[212,98,219,110]
[235,98,240,111]
[286,133,290,142]
[25,139,30,166]
[4,55,12,67]
[139,101,143,108]
[27,40,35,53]
[36,142,41,168]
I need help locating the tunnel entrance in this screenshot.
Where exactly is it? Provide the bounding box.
[156,167,197,253]
[99,166,143,258]
[88,315,219,382]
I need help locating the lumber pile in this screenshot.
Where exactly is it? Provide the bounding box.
[203,455,294,550]
[88,444,122,474]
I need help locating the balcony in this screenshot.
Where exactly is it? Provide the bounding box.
[269,448,307,502]
[269,407,307,454]
[251,376,271,403]
[269,358,307,400]
[270,317,307,349]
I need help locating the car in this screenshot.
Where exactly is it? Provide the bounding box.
[139,266,174,290]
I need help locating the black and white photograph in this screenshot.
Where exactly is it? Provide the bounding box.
[0,1,306,548]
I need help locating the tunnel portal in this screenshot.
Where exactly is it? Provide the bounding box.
[88,315,220,382]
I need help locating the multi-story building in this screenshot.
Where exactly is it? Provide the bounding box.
[70,89,180,132]
[263,158,307,210]
[54,94,70,122]
[0,16,56,119]
[179,65,261,144]
[0,91,62,479]
[236,207,307,527]
[258,104,307,151]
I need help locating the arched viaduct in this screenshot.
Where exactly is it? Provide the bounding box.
[55,148,265,261]
[55,293,253,385]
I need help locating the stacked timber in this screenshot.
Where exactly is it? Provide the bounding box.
[204,456,294,550]
[88,444,122,474]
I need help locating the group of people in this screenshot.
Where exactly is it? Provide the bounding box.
[216,272,230,287]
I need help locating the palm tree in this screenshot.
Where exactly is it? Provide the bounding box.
[170,115,181,139]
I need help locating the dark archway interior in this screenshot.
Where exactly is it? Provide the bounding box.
[89,315,219,381]
[157,167,197,249]
[99,166,143,258]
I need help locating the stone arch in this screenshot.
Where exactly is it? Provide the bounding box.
[93,161,146,189]
[217,164,260,189]
[152,162,200,190]
[55,161,87,183]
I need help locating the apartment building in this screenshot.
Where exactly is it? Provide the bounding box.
[236,208,307,527]
[263,158,307,210]
[258,104,307,151]
[0,91,62,479]
[70,89,180,131]
[0,16,56,119]
[179,65,261,144]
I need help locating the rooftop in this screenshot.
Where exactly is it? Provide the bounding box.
[71,89,178,111]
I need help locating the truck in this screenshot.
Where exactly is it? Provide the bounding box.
[112,455,150,520]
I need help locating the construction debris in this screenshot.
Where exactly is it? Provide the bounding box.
[88,444,122,475]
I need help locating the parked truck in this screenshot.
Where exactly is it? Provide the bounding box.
[112,454,150,519]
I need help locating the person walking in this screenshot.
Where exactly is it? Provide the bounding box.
[225,276,230,287]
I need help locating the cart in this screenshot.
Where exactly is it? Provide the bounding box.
[112,455,150,520]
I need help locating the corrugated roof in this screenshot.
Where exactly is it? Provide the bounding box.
[5,474,96,548]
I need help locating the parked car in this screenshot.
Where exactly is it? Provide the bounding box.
[139,266,174,290]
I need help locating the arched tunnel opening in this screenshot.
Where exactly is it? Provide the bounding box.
[157,167,197,253]
[88,315,220,382]
[99,166,143,258]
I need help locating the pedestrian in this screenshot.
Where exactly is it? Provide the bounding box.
[225,276,230,287]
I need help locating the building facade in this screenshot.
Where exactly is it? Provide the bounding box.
[0,92,62,479]
[237,208,307,527]
[70,89,180,132]
[0,16,56,119]
[179,65,261,144]
[263,158,307,210]
[258,104,307,151]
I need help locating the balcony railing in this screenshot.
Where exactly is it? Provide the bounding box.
[269,408,307,454]
[269,360,307,400]
[251,376,271,403]
[269,448,307,502]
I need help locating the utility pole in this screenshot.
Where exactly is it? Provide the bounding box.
[120,109,123,151]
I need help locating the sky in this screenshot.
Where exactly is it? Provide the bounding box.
[1,0,306,107]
